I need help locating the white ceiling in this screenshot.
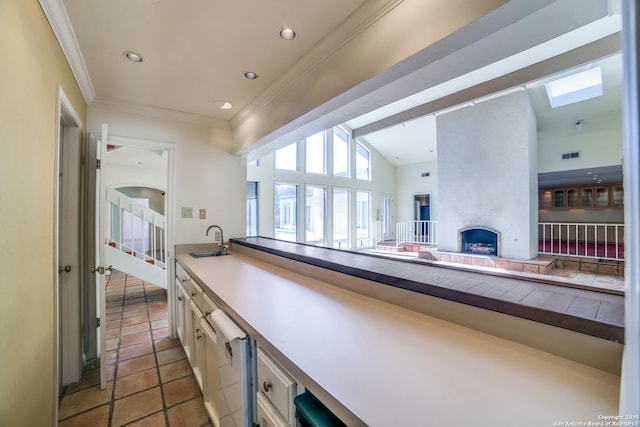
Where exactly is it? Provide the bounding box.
[60,0,371,119]
[52,0,622,176]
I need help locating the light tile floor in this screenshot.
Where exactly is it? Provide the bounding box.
[367,249,625,292]
[58,271,211,427]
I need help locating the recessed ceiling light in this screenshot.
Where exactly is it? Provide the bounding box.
[213,101,233,110]
[279,27,296,40]
[123,51,144,63]
[136,161,144,165]
[243,71,258,80]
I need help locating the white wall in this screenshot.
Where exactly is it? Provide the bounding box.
[437,91,538,260]
[395,161,439,223]
[538,111,623,173]
[88,106,246,245]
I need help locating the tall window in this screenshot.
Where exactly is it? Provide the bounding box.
[275,142,298,171]
[356,191,370,247]
[333,188,350,248]
[274,184,297,241]
[306,131,326,174]
[333,128,350,177]
[356,142,370,180]
[305,186,326,245]
[246,181,258,236]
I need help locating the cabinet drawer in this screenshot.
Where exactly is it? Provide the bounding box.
[257,391,289,427]
[201,293,218,318]
[175,262,191,282]
[187,278,203,308]
[257,347,297,425]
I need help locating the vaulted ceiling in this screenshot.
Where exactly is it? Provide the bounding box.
[43,0,623,179]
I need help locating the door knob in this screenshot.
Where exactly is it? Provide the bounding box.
[91,265,113,274]
[263,380,272,393]
[59,265,72,273]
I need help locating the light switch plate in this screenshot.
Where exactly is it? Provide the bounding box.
[199,209,206,219]
[181,207,193,218]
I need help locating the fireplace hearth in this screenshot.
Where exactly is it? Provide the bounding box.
[459,227,500,256]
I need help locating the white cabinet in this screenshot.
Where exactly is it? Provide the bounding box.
[175,279,189,353]
[200,317,224,427]
[257,347,297,426]
[257,392,289,427]
[189,299,205,389]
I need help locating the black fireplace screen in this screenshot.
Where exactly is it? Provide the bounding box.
[461,228,498,256]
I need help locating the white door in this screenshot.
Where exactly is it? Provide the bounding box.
[94,123,111,389]
[381,195,394,242]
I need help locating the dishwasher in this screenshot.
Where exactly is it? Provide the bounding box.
[209,309,256,427]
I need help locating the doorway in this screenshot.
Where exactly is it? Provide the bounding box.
[55,87,82,397]
[414,194,430,221]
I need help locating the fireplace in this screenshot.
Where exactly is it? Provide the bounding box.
[459,227,500,256]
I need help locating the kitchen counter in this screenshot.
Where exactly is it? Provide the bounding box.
[175,242,620,427]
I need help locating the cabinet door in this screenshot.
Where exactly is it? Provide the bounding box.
[175,280,188,349]
[580,188,594,207]
[595,187,609,206]
[200,318,223,427]
[553,189,565,208]
[612,186,624,206]
[566,189,579,207]
[540,190,553,209]
[189,299,204,388]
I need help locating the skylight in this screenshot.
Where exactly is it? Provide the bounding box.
[545,66,603,108]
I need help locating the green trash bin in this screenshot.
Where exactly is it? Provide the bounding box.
[293,390,347,427]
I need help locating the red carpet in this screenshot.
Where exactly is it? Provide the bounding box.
[538,240,624,259]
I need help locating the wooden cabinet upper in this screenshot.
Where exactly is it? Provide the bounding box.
[539,184,623,209]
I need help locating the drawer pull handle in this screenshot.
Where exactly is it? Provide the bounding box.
[191,292,196,297]
[196,334,202,340]
[263,380,272,393]
[177,296,183,302]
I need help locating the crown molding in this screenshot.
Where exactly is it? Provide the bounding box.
[39,0,95,104]
[231,0,405,128]
[90,97,229,127]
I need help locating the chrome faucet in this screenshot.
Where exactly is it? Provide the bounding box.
[206,225,225,255]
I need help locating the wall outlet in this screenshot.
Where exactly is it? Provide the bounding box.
[199,209,206,219]
[181,207,193,218]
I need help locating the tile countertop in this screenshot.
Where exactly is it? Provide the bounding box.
[175,241,620,427]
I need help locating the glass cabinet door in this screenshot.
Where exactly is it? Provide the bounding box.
[553,190,565,208]
[612,186,624,205]
[566,189,579,207]
[580,188,594,207]
[595,187,609,206]
[540,190,553,208]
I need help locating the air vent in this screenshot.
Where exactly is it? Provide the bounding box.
[561,152,580,160]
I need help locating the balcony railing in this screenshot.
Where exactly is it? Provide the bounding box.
[538,222,624,261]
[396,220,438,246]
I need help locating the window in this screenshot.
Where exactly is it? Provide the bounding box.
[356,142,370,180]
[274,184,297,241]
[333,128,350,177]
[305,186,326,245]
[356,191,370,247]
[545,66,603,108]
[333,188,350,248]
[275,142,298,171]
[246,182,258,236]
[306,131,326,174]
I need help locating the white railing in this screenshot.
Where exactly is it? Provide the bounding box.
[396,220,438,246]
[105,188,167,288]
[538,222,624,260]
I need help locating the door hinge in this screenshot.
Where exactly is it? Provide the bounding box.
[96,159,101,169]
[96,317,101,328]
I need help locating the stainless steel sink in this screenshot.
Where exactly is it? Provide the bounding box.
[189,251,229,258]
